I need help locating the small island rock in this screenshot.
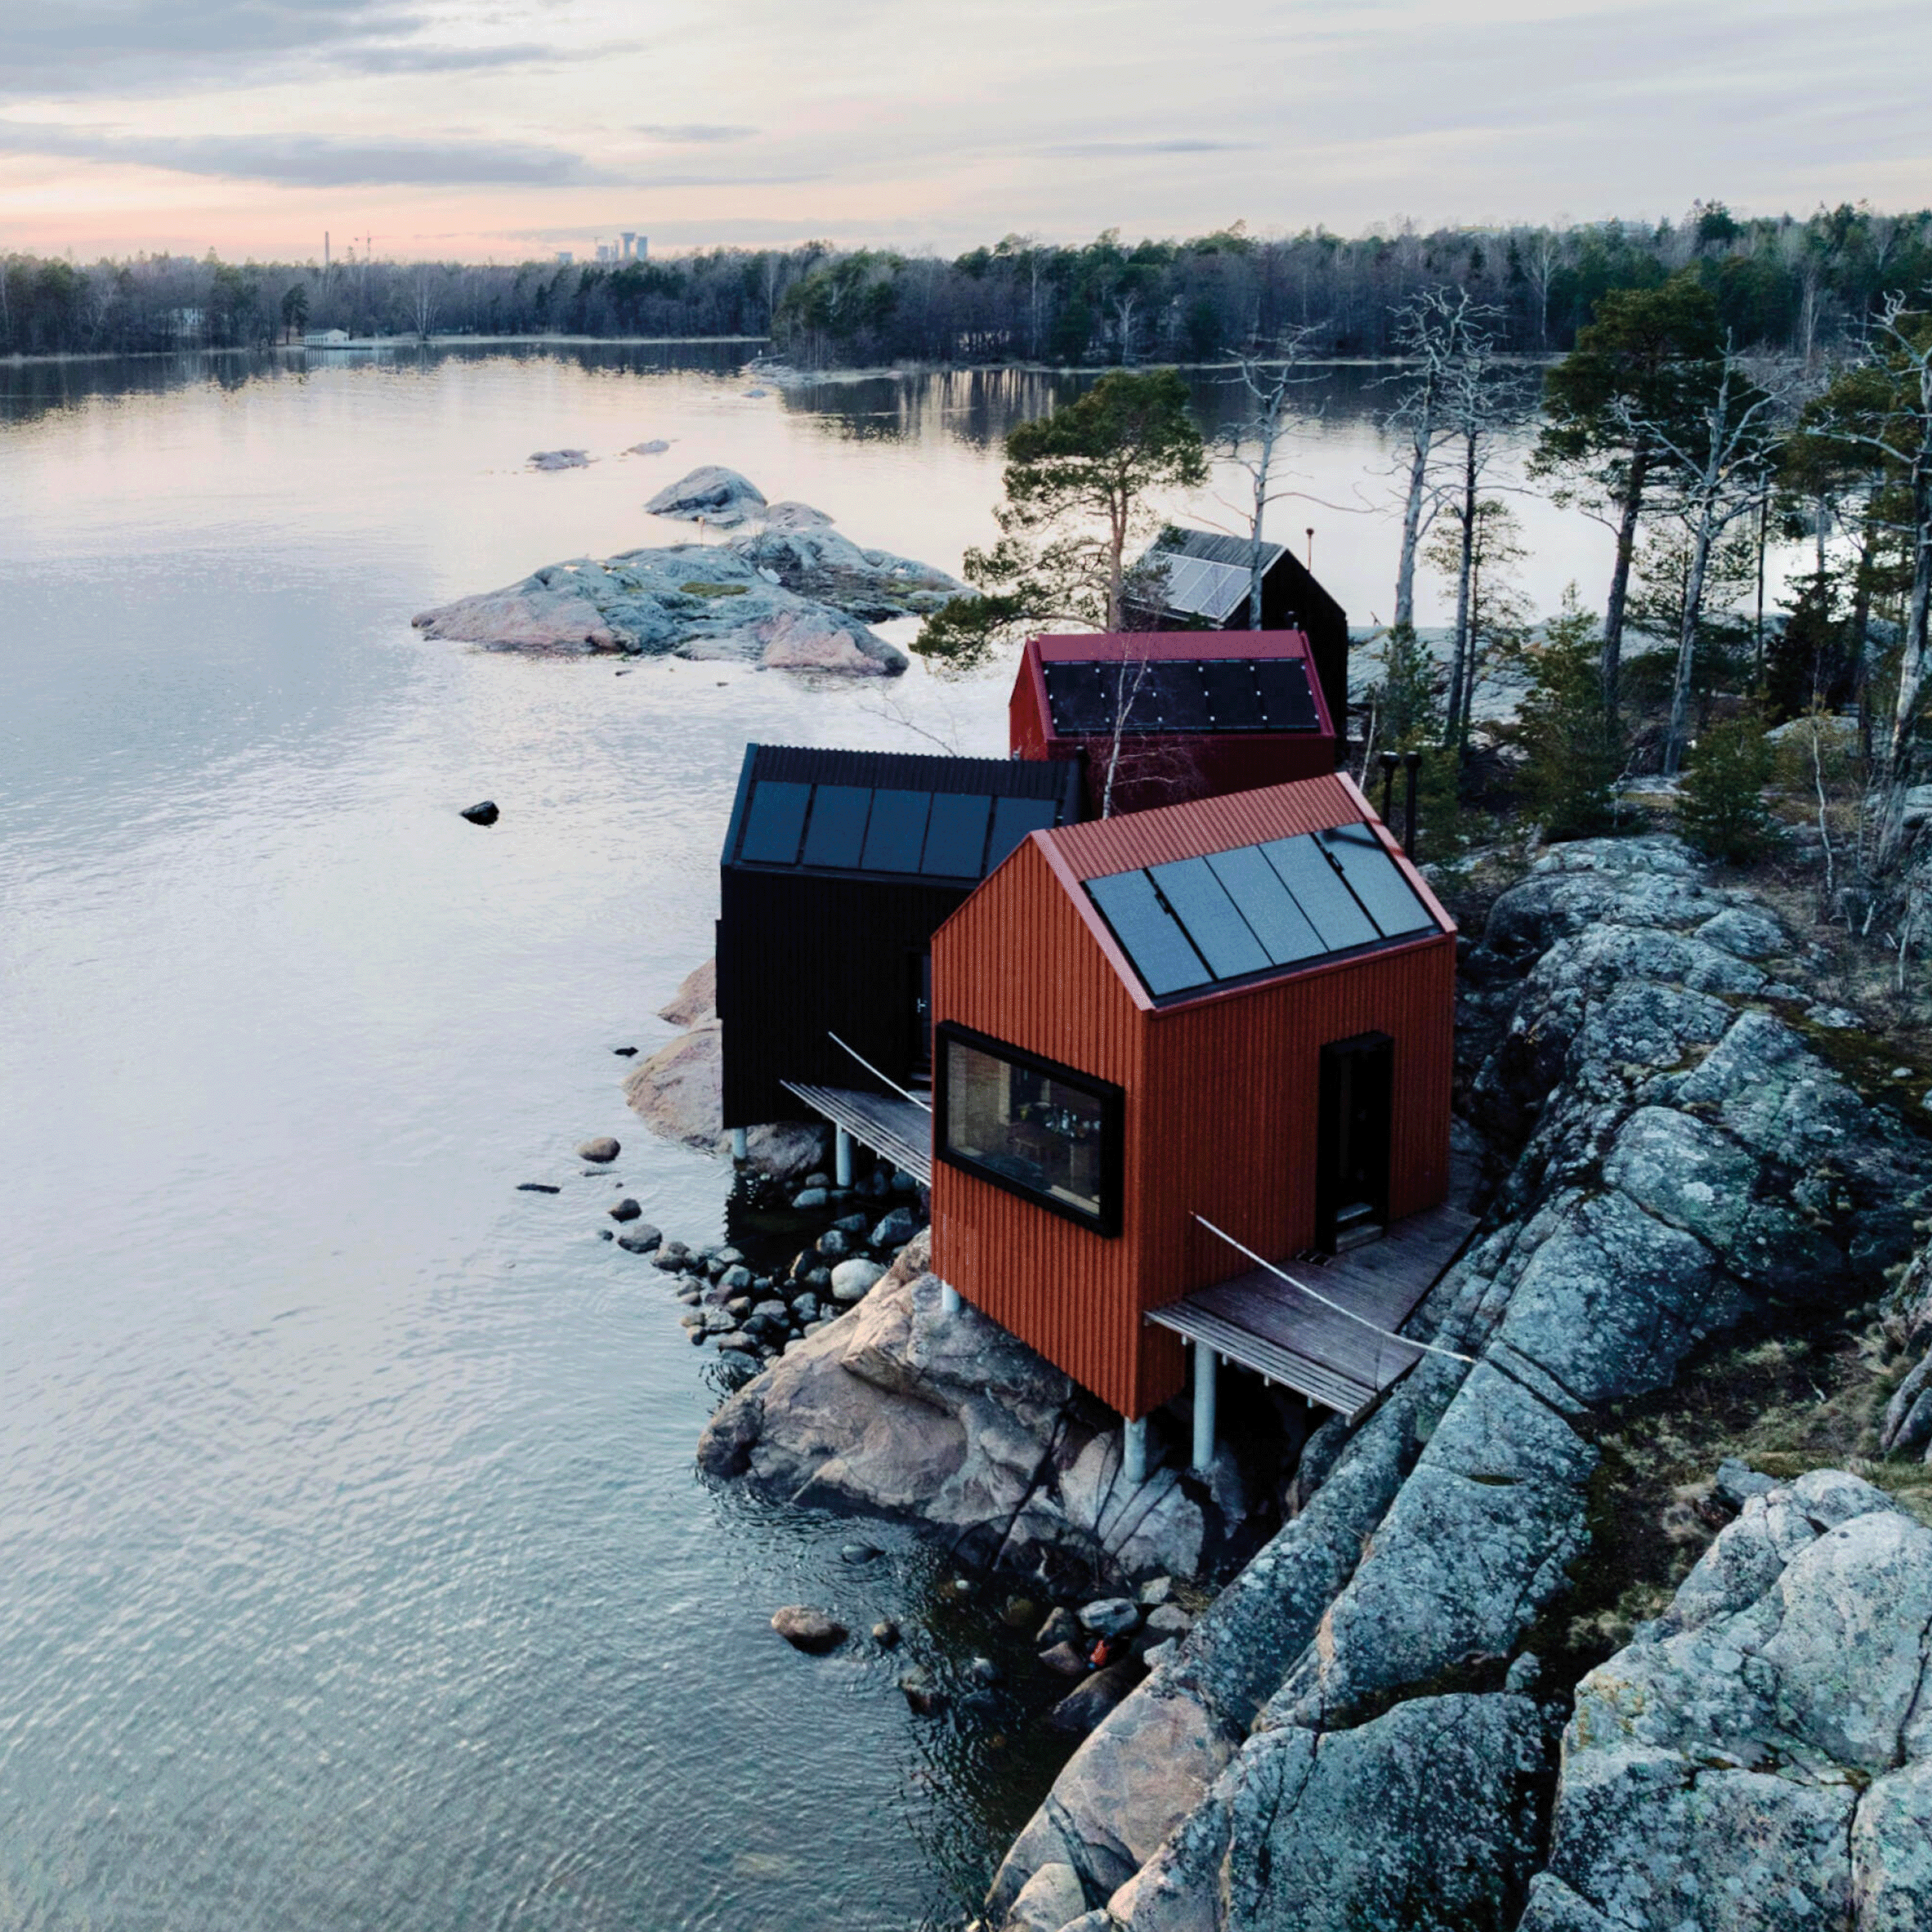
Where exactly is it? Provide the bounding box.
[460,800,499,825]
[644,464,767,526]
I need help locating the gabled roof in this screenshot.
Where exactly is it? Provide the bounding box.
[1132,524,1346,628]
[1025,775,1453,1007]
[722,742,1083,883]
[1019,630,1333,740]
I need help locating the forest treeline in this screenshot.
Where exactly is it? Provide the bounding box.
[6,202,1932,365]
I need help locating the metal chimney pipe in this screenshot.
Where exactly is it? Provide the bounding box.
[1402,750,1421,860]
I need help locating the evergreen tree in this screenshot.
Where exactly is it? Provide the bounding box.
[1515,591,1621,839]
[1678,713,1777,863]
[1764,569,1854,723]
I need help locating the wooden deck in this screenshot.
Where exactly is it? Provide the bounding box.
[1147,1203,1479,1421]
[781,1082,932,1186]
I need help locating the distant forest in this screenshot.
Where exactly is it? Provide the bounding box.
[7,203,1932,366]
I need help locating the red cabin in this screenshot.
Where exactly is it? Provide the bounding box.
[1008,631,1338,820]
[928,774,1457,1449]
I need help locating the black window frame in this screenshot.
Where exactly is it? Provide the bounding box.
[934,1021,1125,1237]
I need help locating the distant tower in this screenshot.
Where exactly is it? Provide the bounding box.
[637,235,648,261]
[620,231,637,260]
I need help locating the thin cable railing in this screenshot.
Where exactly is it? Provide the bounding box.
[827,1031,932,1112]
[1192,1214,1475,1368]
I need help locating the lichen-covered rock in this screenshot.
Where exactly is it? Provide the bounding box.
[1537,1471,1932,1932]
[730,523,964,618]
[643,463,767,525]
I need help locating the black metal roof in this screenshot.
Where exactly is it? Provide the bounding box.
[722,743,1084,882]
[1085,823,1437,1000]
[1042,656,1320,736]
[1133,524,1347,629]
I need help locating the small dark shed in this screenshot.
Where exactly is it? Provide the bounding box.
[717,743,1085,1129]
[1008,629,1336,816]
[928,773,1455,1427]
[1127,526,1350,760]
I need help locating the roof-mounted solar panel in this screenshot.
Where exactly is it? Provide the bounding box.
[1320,824,1437,937]
[1254,659,1319,730]
[1148,857,1271,979]
[1204,844,1326,965]
[1143,662,1211,730]
[739,780,811,864]
[1042,661,1113,735]
[921,791,992,877]
[986,795,1060,871]
[861,789,932,873]
[1201,659,1261,728]
[1259,834,1380,952]
[1086,870,1211,996]
[801,785,872,869]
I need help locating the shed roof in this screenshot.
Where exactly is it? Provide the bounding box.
[722,742,1083,884]
[1026,776,1452,1007]
[1021,630,1330,740]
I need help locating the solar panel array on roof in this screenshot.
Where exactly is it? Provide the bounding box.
[1041,656,1320,736]
[1148,553,1252,623]
[1083,825,1438,999]
[733,774,1065,880]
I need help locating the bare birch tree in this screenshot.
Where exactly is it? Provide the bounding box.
[1214,326,1324,628]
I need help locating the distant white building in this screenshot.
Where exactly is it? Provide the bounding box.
[303,328,351,347]
[556,251,575,266]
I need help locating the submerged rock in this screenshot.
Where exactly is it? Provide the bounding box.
[529,448,590,471]
[769,1605,847,1653]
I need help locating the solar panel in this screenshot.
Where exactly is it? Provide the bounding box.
[739,780,811,864]
[1086,870,1211,996]
[861,789,932,873]
[1042,662,1113,734]
[1320,824,1436,937]
[1254,659,1319,731]
[986,795,1060,870]
[1204,844,1326,965]
[1201,660,1262,729]
[1142,662,1212,730]
[1148,857,1271,979]
[921,791,992,877]
[801,785,873,868]
[1259,834,1380,951]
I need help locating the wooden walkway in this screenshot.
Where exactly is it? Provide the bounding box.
[781,1082,932,1186]
[1147,1203,1479,1421]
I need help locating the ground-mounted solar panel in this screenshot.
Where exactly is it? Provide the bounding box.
[1253,659,1320,731]
[1320,824,1436,937]
[1201,659,1262,728]
[1204,844,1326,965]
[1259,834,1380,952]
[986,795,1060,870]
[861,789,933,873]
[801,785,873,868]
[1148,857,1271,979]
[1086,870,1211,996]
[921,791,992,877]
[1042,661,1113,735]
[739,780,812,864]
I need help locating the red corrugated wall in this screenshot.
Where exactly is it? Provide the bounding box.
[931,812,1456,1420]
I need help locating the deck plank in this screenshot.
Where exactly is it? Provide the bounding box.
[781,1082,933,1184]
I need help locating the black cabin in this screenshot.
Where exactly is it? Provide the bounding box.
[717,744,1085,1129]
[1127,526,1350,763]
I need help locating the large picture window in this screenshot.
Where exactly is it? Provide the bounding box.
[937,1024,1122,1234]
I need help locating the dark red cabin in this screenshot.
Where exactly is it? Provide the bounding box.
[928,773,1455,1426]
[1008,630,1338,820]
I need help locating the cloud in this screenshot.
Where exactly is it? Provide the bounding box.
[0,122,623,187]
[1040,139,1250,158]
[334,42,582,74]
[635,123,759,144]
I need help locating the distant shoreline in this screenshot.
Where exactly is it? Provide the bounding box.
[0,333,773,369]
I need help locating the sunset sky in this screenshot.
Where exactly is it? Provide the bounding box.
[3,0,1927,262]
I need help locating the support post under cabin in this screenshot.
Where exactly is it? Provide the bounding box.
[940,1282,961,1315]
[730,1127,748,1161]
[1191,1341,1217,1473]
[1122,1415,1147,1487]
[834,1127,853,1189]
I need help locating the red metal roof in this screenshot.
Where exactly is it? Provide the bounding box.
[1023,628,1315,665]
[1021,774,1456,1010]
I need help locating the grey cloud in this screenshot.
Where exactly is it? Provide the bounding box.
[0,122,624,186]
[1041,139,1249,157]
[635,124,759,144]
[333,42,575,74]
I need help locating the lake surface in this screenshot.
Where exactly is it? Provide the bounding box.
[0,342,1619,1931]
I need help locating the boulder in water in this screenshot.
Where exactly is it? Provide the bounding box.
[529,449,591,470]
[770,1605,847,1653]
[460,800,499,824]
[644,464,767,526]
[577,1136,620,1163]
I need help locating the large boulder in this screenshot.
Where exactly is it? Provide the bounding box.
[643,463,767,525]
[1525,1470,1932,1932]
[619,1020,825,1178]
[727,524,965,619]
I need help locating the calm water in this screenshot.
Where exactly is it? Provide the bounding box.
[0,343,1612,1931]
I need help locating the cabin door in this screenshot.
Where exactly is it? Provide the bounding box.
[907,952,934,1088]
[1315,1033,1392,1253]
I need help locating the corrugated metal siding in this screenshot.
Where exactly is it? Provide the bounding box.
[932,826,1456,1420]
[932,841,1151,1419]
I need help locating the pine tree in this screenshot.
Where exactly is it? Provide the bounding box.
[1516,592,1621,839]
[1678,713,1777,863]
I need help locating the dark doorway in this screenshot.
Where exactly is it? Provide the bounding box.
[907,952,934,1087]
[1316,1033,1393,1253]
